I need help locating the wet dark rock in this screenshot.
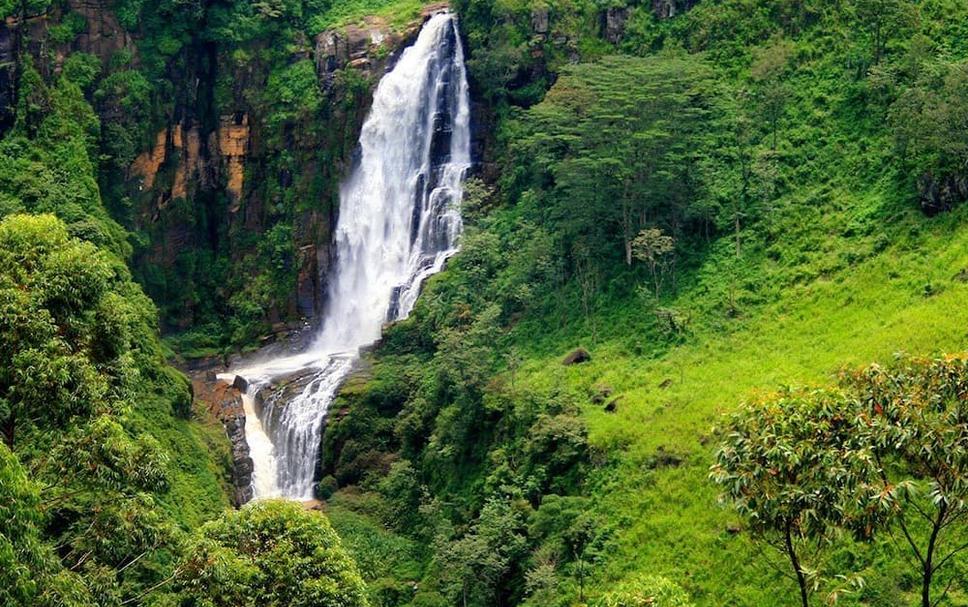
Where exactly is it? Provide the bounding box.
[589,383,613,404]
[652,0,701,20]
[224,410,254,505]
[315,30,349,88]
[232,374,249,393]
[602,7,630,44]
[604,396,622,413]
[918,173,968,215]
[562,348,592,365]
[647,446,684,469]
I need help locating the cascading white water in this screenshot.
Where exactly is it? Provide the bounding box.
[224,12,471,500]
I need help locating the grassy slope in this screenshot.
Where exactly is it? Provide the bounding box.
[513,202,968,604]
[484,7,968,602]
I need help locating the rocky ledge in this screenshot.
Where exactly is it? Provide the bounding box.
[189,368,253,505]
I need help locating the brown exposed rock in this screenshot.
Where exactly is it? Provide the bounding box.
[420,1,451,18]
[172,124,203,201]
[190,371,253,505]
[130,129,168,190]
[218,113,249,202]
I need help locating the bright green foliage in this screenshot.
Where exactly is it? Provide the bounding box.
[0,213,225,603]
[324,1,968,605]
[714,356,968,606]
[263,60,324,130]
[846,355,968,607]
[0,442,91,607]
[0,214,125,447]
[595,575,693,607]
[175,499,369,607]
[712,390,881,606]
[509,53,718,269]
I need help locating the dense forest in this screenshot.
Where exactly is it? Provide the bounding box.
[1,0,967,606]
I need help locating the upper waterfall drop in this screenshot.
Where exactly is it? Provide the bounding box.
[228,11,471,500]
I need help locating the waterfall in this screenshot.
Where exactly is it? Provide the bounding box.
[223,12,471,500]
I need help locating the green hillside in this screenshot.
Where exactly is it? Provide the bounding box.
[318,0,968,605]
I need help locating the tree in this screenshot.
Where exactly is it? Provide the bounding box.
[751,38,793,150]
[844,355,968,607]
[0,442,91,607]
[631,227,675,298]
[854,0,915,67]
[711,389,880,607]
[175,499,369,607]
[529,495,606,604]
[435,498,528,607]
[0,214,136,449]
[889,59,968,211]
[513,53,714,271]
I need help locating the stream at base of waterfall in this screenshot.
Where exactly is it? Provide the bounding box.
[217,12,471,501]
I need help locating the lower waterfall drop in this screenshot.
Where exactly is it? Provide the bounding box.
[226,11,471,500]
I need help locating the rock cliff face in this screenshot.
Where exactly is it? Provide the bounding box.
[651,0,701,20]
[919,173,968,216]
[0,21,16,132]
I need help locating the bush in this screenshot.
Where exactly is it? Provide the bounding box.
[175,499,369,606]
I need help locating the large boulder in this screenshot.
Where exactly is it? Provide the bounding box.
[532,8,550,36]
[562,347,592,365]
[918,173,968,216]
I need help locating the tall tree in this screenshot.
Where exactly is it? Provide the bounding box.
[845,355,968,607]
[712,389,879,607]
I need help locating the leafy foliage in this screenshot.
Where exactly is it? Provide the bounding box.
[715,356,968,606]
[174,499,369,607]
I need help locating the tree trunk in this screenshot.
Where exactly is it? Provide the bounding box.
[784,523,809,607]
[922,503,946,607]
[734,210,741,258]
[578,557,585,603]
